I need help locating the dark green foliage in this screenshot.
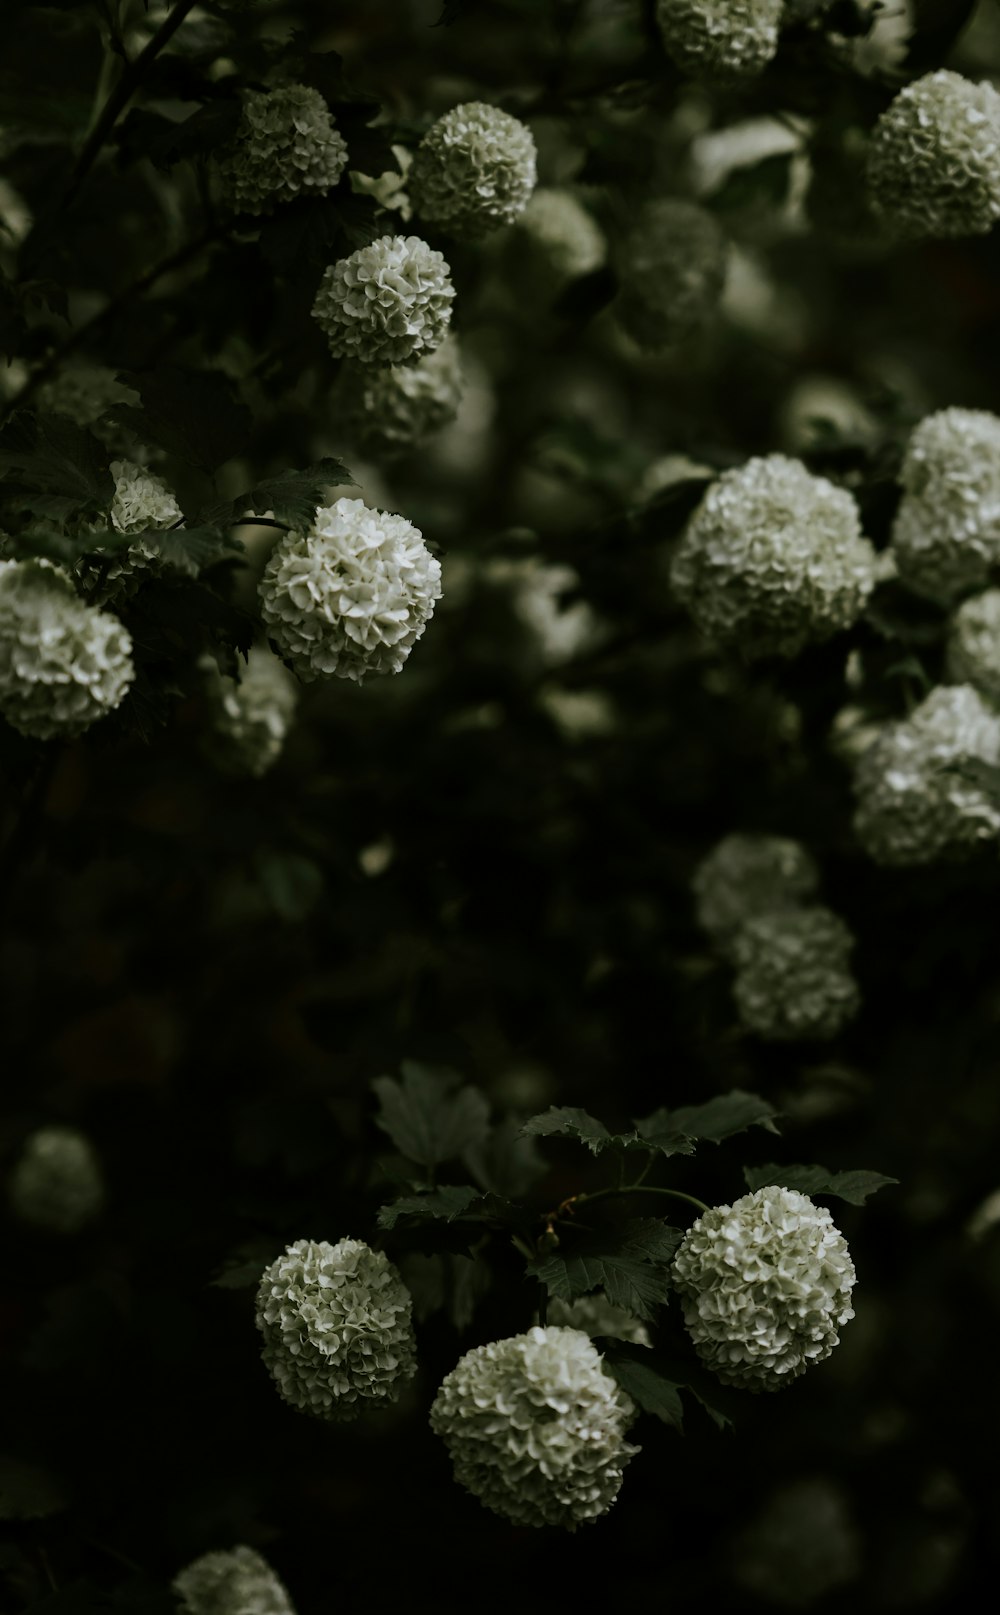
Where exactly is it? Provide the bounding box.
[372,1062,491,1171]
[742,1163,899,1204]
[0,413,112,520]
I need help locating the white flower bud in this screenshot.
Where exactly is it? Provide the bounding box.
[671,1186,856,1391]
[338,337,464,455]
[174,1546,296,1615]
[614,200,727,351]
[201,644,299,777]
[312,235,455,367]
[258,497,442,683]
[546,1294,652,1348]
[671,455,876,659]
[656,0,784,80]
[891,408,1000,604]
[255,1238,418,1420]
[214,84,348,216]
[409,102,537,240]
[947,590,1000,702]
[731,906,860,1041]
[9,1126,104,1233]
[693,833,820,954]
[430,1326,638,1530]
[868,71,1000,240]
[0,559,134,739]
[515,187,606,279]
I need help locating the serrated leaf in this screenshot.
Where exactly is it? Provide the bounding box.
[209,1237,281,1290]
[132,524,243,571]
[117,99,242,171]
[0,412,112,517]
[372,1063,491,1170]
[376,1183,483,1229]
[204,459,354,529]
[601,1345,684,1430]
[463,1115,547,1197]
[116,368,251,473]
[742,1163,898,1205]
[520,1106,637,1155]
[637,1090,779,1152]
[528,1221,680,1322]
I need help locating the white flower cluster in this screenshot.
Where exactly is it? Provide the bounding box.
[670,455,877,659]
[201,644,299,778]
[429,1326,638,1530]
[891,408,1000,604]
[731,906,860,1041]
[409,102,537,240]
[338,337,464,455]
[851,684,1000,865]
[38,363,133,437]
[947,590,1000,702]
[656,0,784,79]
[671,1187,856,1391]
[259,497,442,683]
[81,458,192,601]
[214,84,348,216]
[692,832,819,955]
[867,71,1000,239]
[174,1546,296,1615]
[312,235,455,366]
[515,188,606,280]
[0,559,134,739]
[8,1125,104,1233]
[255,1237,417,1420]
[109,457,181,535]
[546,1294,651,1348]
[614,200,727,351]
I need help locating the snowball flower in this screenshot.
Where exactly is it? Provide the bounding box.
[37,363,134,438]
[174,1546,296,1615]
[0,559,134,739]
[109,457,181,535]
[868,71,1000,239]
[891,408,1000,604]
[515,187,606,279]
[8,1125,104,1233]
[656,0,784,80]
[692,832,820,954]
[947,590,1000,702]
[614,199,727,351]
[338,337,464,454]
[312,235,455,366]
[852,684,1000,865]
[430,1326,638,1530]
[731,906,860,1041]
[409,102,537,240]
[201,644,299,777]
[255,1238,417,1420]
[671,1186,856,1391]
[259,497,442,683]
[546,1295,651,1348]
[81,458,193,601]
[214,84,348,216]
[670,455,876,658]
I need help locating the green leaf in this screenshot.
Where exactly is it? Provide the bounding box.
[528,1220,680,1321]
[131,524,244,571]
[116,368,251,473]
[600,1344,684,1431]
[372,1062,491,1171]
[208,1237,281,1290]
[0,411,113,519]
[463,1115,547,1198]
[709,151,794,215]
[742,1164,899,1206]
[637,1090,779,1153]
[204,459,354,529]
[520,1106,637,1155]
[376,1184,483,1229]
[117,99,242,171]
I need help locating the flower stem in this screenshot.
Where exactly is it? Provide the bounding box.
[574,1185,710,1216]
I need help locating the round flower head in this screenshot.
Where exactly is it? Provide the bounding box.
[947,590,1000,702]
[312,235,455,366]
[868,71,1000,240]
[692,832,820,955]
[671,1186,856,1391]
[656,0,783,80]
[409,102,537,240]
[852,683,1000,865]
[546,1294,651,1349]
[174,1546,295,1615]
[338,337,464,455]
[515,187,606,280]
[81,458,192,602]
[259,497,442,684]
[255,1237,417,1420]
[670,455,876,659]
[891,408,1000,604]
[429,1326,638,1530]
[9,1126,104,1233]
[732,1477,861,1607]
[201,644,299,778]
[214,84,348,216]
[0,559,134,739]
[731,906,860,1041]
[37,363,134,440]
[614,199,727,351]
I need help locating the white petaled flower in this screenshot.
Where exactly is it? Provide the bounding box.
[409,102,537,240]
[693,833,819,954]
[312,235,455,366]
[515,187,606,279]
[671,455,877,659]
[214,84,348,216]
[9,1126,104,1233]
[656,0,784,79]
[258,497,442,683]
[614,199,728,351]
[546,1295,652,1348]
[891,408,1000,604]
[0,559,134,740]
[867,71,1000,240]
[174,1546,296,1615]
[852,684,1000,865]
[83,457,193,600]
[429,1326,638,1530]
[731,906,860,1041]
[37,363,134,438]
[947,590,1000,702]
[671,1187,856,1391]
[255,1238,418,1420]
[338,337,464,455]
[201,644,299,778]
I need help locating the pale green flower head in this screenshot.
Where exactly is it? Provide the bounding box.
[868,71,1000,240]
[312,235,455,366]
[409,102,537,240]
[731,905,860,1041]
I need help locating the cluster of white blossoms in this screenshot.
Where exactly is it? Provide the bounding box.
[546,1294,652,1348]
[37,362,134,438]
[255,1237,417,1420]
[614,199,727,352]
[409,102,537,240]
[692,832,819,955]
[890,408,1000,604]
[80,458,192,601]
[515,187,606,280]
[338,337,464,455]
[259,497,442,683]
[8,1125,104,1233]
[671,1187,856,1391]
[0,559,134,739]
[731,906,860,1041]
[312,235,455,366]
[174,1546,296,1615]
[656,0,783,80]
[947,590,1000,702]
[867,71,1000,240]
[213,84,348,216]
[851,684,1000,865]
[429,1326,638,1530]
[201,644,299,778]
[671,455,877,659]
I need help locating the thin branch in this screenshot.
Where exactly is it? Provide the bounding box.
[569,1185,710,1216]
